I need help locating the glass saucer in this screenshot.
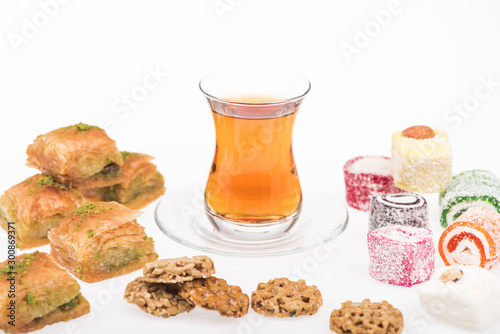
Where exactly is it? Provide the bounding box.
[154,184,349,257]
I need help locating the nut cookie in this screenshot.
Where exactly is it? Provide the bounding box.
[180,277,249,318]
[330,299,404,334]
[124,276,195,318]
[251,278,323,317]
[143,255,215,283]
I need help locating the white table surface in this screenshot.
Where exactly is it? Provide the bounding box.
[1,1,500,333]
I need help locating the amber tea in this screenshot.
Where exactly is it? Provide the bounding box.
[200,67,310,240]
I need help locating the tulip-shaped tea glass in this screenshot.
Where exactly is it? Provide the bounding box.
[200,67,310,241]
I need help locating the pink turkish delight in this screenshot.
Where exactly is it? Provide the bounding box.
[367,225,435,287]
[344,156,403,211]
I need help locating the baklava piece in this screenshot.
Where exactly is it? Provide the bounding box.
[48,201,158,283]
[81,152,165,210]
[0,252,90,334]
[26,123,123,187]
[0,174,85,249]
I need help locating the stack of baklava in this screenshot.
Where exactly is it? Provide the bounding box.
[0,123,163,332]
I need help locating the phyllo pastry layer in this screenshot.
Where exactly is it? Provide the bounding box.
[0,251,90,334]
[0,174,85,249]
[26,123,123,187]
[81,152,165,210]
[48,201,158,283]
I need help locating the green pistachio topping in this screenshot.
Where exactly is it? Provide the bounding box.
[26,292,36,304]
[120,151,138,161]
[69,122,100,132]
[26,175,70,192]
[58,296,80,311]
[0,251,40,276]
[36,175,68,190]
[75,122,98,131]
[27,188,38,196]
[70,203,112,225]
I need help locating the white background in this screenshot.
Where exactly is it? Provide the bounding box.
[1,0,500,333]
